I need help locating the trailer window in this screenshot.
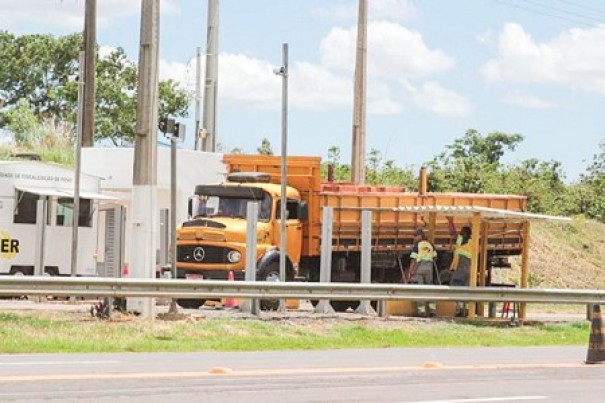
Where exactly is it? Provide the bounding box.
[56,198,92,227]
[13,191,38,224]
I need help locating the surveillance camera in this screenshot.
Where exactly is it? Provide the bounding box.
[273,67,284,75]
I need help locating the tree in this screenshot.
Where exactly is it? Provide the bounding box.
[0,32,190,145]
[429,129,524,193]
[3,98,40,146]
[257,137,273,155]
[0,32,81,124]
[578,140,605,221]
[445,129,524,165]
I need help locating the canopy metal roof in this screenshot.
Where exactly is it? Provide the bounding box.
[15,185,116,200]
[340,205,571,223]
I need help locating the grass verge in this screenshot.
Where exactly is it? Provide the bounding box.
[0,311,590,354]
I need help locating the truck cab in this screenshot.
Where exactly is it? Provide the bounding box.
[176,172,308,286]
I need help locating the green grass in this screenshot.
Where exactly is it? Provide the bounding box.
[0,312,590,354]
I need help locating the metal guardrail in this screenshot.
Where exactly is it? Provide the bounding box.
[1,276,605,304]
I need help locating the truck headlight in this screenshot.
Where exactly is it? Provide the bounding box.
[227,250,242,263]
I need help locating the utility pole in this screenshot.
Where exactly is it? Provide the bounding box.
[82,0,96,147]
[202,0,219,152]
[129,0,160,318]
[274,43,289,313]
[71,51,85,283]
[194,47,202,151]
[351,0,367,185]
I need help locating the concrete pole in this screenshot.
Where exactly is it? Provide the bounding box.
[167,135,179,314]
[170,137,177,279]
[278,43,288,313]
[82,0,96,147]
[355,210,376,315]
[519,221,530,320]
[202,0,219,152]
[315,207,335,314]
[350,0,367,185]
[71,50,85,279]
[194,47,202,151]
[129,0,160,318]
[467,212,481,318]
[243,201,259,315]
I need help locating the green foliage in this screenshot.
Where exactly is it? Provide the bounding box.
[0,31,190,146]
[429,129,524,193]
[257,137,274,155]
[445,129,524,165]
[325,145,351,181]
[0,31,81,124]
[322,146,416,189]
[577,141,605,221]
[4,98,40,146]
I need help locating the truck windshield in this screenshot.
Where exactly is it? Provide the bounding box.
[192,193,272,221]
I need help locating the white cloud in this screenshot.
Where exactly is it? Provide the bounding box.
[404,81,472,118]
[503,91,557,109]
[482,22,605,93]
[0,0,178,31]
[476,29,493,45]
[313,0,418,23]
[320,21,456,79]
[98,46,117,59]
[159,59,188,85]
[289,62,352,110]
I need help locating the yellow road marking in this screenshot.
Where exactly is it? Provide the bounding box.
[0,362,591,383]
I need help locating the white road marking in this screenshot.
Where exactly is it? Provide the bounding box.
[406,397,547,403]
[0,360,120,366]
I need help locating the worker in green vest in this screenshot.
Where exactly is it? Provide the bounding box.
[448,218,473,316]
[407,229,437,317]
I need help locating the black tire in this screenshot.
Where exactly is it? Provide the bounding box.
[331,300,360,312]
[259,261,281,311]
[176,299,205,309]
[331,300,378,312]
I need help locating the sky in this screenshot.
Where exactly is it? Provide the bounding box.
[1,0,605,181]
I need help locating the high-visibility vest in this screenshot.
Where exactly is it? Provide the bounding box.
[450,235,472,270]
[411,240,437,262]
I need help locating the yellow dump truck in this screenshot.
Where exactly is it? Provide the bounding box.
[176,154,527,310]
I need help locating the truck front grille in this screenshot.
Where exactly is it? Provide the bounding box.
[177,245,235,264]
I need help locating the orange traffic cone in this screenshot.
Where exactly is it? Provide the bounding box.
[586,304,605,364]
[223,271,237,308]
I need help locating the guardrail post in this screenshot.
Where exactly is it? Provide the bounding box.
[315,207,335,314]
[242,201,259,315]
[355,210,376,316]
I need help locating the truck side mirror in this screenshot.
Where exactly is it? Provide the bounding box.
[298,201,308,222]
[187,197,193,219]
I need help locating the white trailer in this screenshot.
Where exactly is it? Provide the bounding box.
[81,148,226,278]
[0,161,112,276]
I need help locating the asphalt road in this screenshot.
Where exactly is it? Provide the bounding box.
[0,347,603,402]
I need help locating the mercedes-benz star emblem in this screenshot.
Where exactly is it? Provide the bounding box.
[193,247,205,262]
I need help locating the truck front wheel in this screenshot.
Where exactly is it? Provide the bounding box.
[259,261,281,311]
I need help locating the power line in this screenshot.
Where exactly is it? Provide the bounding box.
[524,0,604,23]
[553,0,605,18]
[491,0,596,28]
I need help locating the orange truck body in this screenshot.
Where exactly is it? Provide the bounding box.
[176,154,527,302]
[223,154,527,259]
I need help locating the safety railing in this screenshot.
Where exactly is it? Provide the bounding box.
[1,276,604,305]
